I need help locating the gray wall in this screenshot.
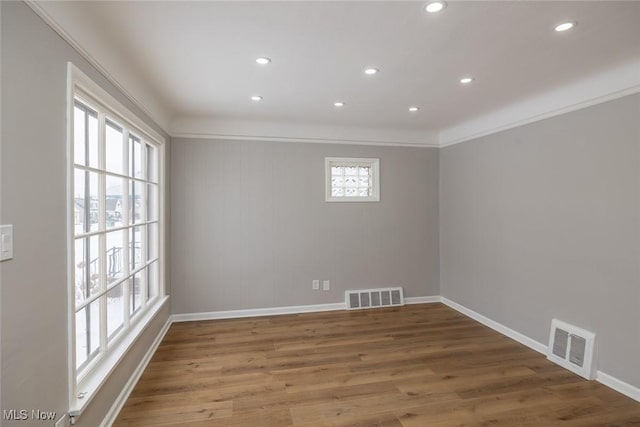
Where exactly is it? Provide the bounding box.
[1,2,171,425]
[440,93,640,388]
[171,139,440,314]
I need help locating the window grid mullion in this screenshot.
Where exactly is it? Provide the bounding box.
[122,133,132,328]
[98,111,108,355]
[144,143,150,182]
[124,228,131,325]
[130,141,134,226]
[141,225,148,307]
[73,163,155,184]
[129,135,138,312]
[74,257,159,312]
[137,167,148,307]
[82,107,92,363]
[75,220,159,239]
[99,291,107,352]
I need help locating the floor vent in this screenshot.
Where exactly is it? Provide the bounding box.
[547,319,596,380]
[345,287,404,310]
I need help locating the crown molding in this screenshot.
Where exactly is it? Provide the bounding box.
[173,56,640,148]
[171,117,439,148]
[25,0,171,134]
[172,132,439,148]
[439,59,640,148]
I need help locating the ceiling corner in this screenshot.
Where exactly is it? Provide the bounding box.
[26,0,174,134]
[439,59,640,148]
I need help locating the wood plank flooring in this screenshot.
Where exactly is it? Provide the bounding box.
[113,303,640,426]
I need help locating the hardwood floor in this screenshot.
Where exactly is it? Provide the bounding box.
[113,303,640,426]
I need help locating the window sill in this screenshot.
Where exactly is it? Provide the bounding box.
[69,295,169,419]
[325,197,381,202]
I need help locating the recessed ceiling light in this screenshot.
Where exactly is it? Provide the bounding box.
[554,21,577,32]
[251,95,263,101]
[459,77,474,84]
[364,68,379,75]
[255,57,271,65]
[334,101,345,107]
[425,1,446,13]
[409,106,420,112]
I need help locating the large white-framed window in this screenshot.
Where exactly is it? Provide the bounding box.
[325,157,380,202]
[67,63,167,418]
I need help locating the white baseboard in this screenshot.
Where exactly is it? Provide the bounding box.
[172,302,345,322]
[172,296,443,322]
[596,371,640,402]
[440,297,547,354]
[101,316,172,427]
[405,295,441,304]
[440,296,640,402]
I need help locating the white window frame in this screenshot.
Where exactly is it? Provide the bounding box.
[325,157,380,202]
[66,63,168,419]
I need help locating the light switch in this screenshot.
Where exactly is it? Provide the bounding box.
[322,280,330,291]
[0,225,13,261]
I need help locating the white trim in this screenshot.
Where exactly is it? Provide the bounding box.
[25,1,170,134]
[439,59,640,147]
[405,296,441,304]
[596,371,640,403]
[173,297,443,322]
[66,56,77,415]
[69,297,169,419]
[325,157,380,202]
[171,132,439,148]
[67,62,168,420]
[99,315,172,427]
[440,296,640,402]
[170,117,439,148]
[70,65,164,146]
[440,297,548,355]
[172,302,346,323]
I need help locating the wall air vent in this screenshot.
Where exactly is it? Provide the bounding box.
[547,319,596,380]
[345,287,404,310]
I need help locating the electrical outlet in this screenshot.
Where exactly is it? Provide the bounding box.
[312,280,320,290]
[322,280,330,291]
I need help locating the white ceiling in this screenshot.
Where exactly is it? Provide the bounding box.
[33,1,640,146]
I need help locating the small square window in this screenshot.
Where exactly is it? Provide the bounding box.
[325,157,380,202]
